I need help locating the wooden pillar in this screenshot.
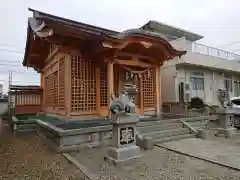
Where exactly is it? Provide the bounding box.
[40,73,43,88]
[57,59,60,108]
[155,67,161,117]
[107,60,114,118]
[95,67,100,113]
[65,55,71,116]
[40,72,44,112]
[139,77,144,114]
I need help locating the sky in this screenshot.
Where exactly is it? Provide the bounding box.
[0,0,240,93]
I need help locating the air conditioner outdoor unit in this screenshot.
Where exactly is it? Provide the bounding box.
[185,83,190,91]
[179,82,191,103]
[185,92,191,102]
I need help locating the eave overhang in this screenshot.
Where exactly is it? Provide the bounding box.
[23,8,187,71]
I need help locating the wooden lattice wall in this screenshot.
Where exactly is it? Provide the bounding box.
[100,63,108,107]
[99,64,121,108]
[45,71,58,108]
[43,45,68,114]
[71,54,96,114]
[41,44,157,116]
[142,70,156,108]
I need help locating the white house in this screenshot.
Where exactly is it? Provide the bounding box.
[0,84,3,98]
[141,21,240,112]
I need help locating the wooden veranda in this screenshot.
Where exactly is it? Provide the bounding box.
[23,8,186,119]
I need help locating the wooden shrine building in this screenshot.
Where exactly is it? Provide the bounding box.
[23,8,186,119]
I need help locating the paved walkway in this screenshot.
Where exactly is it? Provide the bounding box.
[0,119,88,180]
[69,144,240,180]
[158,138,240,170]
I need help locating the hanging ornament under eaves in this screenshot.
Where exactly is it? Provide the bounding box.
[147,70,151,79]
[130,72,134,79]
[134,74,138,81]
[138,73,142,79]
[125,71,129,80]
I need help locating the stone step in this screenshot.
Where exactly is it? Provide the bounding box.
[188,121,205,127]
[137,119,180,127]
[137,123,183,133]
[147,128,190,139]
[183,116,209,122]
[153,134,196,144]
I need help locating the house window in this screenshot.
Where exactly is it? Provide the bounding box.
[190,72,204,90]
[224,76,233,92]
[234,81,240,96]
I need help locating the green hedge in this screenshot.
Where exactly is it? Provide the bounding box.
[15,114,60,122]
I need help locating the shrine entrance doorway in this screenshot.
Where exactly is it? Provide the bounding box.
[98,60,157,117]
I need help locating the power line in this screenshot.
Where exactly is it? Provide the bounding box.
[0,48,24,54]
[0,70,26,74]
[216,41,240,48]
[0,59,21,63]
[0,43,15,47]
[11,81,40,83]
[0,64,21,67]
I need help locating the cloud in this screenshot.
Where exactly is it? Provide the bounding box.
[0,0,240,93]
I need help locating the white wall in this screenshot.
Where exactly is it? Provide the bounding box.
[0,85,3,96]
[162,36,240,105]
[0,102,8,116]
[175,66,240,105]
[161,65,177,102]
[182,67,224,105]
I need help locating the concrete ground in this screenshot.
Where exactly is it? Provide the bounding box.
[69,142,240,180]
[0,119,89,180]
[159,138,240,170]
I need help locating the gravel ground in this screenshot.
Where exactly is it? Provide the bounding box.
[70,144,240,180]
[0,119,89,180]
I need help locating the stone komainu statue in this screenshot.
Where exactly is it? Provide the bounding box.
[109,84,138,115]
[217,89,230,108]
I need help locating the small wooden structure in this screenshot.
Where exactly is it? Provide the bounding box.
[23,8,186,119]
[9,85,42,115]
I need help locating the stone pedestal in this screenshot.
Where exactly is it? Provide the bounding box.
[214,108,237,138]
[197,129,209,140]
[104,113,141,165]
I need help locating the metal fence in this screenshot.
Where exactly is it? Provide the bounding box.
[192,43,240,60]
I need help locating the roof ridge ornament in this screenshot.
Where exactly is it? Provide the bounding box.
[28,17,54,38]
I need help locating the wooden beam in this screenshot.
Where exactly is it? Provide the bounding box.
[115,52,157,64]
[45,35,81,49]
[107,60,114,118]
[40,72,44,112]
[139,77,144,114]
[114,59,153,68]
[102,39,152,50]
[57,58,60,108]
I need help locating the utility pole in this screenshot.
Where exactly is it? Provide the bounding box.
[8,70,12,92]
[8,70,12,117]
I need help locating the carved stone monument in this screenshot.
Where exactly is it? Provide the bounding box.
[214,89,237,138]
[104,83,141,164]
